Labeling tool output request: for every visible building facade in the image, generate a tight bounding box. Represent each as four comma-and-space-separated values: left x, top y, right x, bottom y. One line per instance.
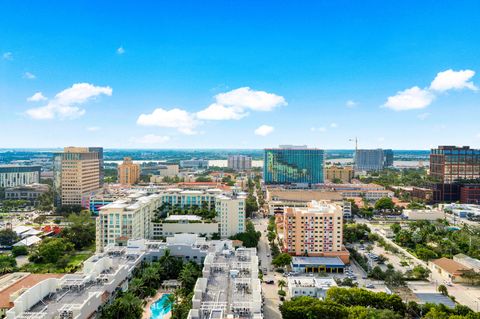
264, 146, 325, 185
5, 184, 49, 203
430, 146, 480, 203
354, 149, 392, 172
280, 200, 349, 263
216, 193, 246, 238
325, 166, 354, 183
117, 157, 140, 185
227, 155, 252, 171
0, 165, 41, 188
53, 147, 101, 207
180, 159, 209, 169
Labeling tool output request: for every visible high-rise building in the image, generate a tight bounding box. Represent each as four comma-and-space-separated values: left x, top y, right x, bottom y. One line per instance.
53, 147, 101, 207
264, 146, 325, 185
118, 157, 140, 185
430, 146, 480, 203
0, 165, 41, 187
216, 193, 246, 238
354, 149, 393, 171
227, 155, 252, 171
88, 147, 104, 186
280, 200, 349, 263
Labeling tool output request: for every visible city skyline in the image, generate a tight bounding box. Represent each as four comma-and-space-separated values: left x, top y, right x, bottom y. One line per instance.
2, 1, 480, 150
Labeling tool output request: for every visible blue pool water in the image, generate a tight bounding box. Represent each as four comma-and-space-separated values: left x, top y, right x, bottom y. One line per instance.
150, 294, 172, 319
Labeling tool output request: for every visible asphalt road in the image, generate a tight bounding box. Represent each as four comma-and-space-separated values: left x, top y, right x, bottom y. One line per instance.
253, 216, 283, 319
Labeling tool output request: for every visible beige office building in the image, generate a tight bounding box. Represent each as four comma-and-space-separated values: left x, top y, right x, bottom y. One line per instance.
216, 193, 246, 238
280, 200, 349, 263
118, 157, 140, 185
325, 166, 354, 183
56, 147, 101, 206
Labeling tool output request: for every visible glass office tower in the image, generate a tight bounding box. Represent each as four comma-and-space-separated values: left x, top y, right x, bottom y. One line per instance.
264, 147, 325, 184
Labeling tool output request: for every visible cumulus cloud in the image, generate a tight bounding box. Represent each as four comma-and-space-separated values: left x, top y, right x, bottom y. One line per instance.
23, 72, 36, 80
346, 100, 357, 108
2, 52, 12, 60
430, 69, 477, 92
27, 92, 47, 102
254, 125, 274, 136
117, 47, 125, 55
26, 83, 112, 120
384, 86, 435, 111
384, 69, 477, 111
137, 107, 199, 135
196, 103, 247, 120
132, 134, 170, 144
86, 126, 100, 132
196, 87, 286, 120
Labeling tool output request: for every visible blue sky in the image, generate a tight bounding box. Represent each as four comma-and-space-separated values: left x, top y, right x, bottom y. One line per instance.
1, 1, 480, 149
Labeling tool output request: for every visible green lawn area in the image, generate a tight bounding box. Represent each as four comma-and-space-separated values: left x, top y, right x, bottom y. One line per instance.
20, 252, 93, 274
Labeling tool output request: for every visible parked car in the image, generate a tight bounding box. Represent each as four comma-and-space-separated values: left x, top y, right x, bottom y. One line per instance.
265, 280, 275, 284
366, 284, 375, 288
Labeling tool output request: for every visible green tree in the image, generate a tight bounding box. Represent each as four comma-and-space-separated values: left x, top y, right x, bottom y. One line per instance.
0, 229, 19, 246
0, 254, 16, 274
278, 279, 286, 291
160, 249, 184, 279
34, 238, 74, 263
375, 197, 395, 212
438, 284, 448, 296
11, 245, 28, 257
229, 221, 261, 248
61, 211, 96, 250
416, 247, 438, 261
179, 262, 201, 292
390, 223, 401, 234
272, 253, 292, 268
101, 292, 144, 319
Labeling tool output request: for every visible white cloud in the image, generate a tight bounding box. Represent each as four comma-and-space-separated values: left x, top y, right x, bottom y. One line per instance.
254, 125, 274, 136
86, 126, 100, 132
197, 87, 286, 120
310, 127, 327, 132
330, 122, 338, 128
430, 69, 477, 92
26, 83, 112, 120
132, 134, 170, 144
137, 107, 199, 135
117, 47, 125, 55
196, 103, 247, 120
27, 92, 47, 102
417, 112, 431, 120
23, 72, 36, 80
383, 86, 435, 111
2, 52, 12, 60
346, 100, 357, 108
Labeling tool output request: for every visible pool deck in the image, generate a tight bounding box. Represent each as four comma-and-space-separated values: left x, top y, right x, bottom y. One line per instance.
142, 291, 172, 319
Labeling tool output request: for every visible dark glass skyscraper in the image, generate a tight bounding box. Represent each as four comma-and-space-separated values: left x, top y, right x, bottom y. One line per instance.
263, 147, 324, 185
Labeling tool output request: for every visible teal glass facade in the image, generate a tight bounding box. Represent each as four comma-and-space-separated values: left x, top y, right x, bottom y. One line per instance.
263, 148, 325, 184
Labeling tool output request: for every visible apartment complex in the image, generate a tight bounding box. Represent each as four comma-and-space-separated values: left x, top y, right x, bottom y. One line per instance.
53, 147, 102, 207
188, 247, 263, 319
430, 146, 480, 203
96, 189, 246, 251
228, 155, 252, 171
96, 193, 161, 251
180, 159, 209, 169
0, 165, 41, 188
117, 157, 140, 185
264, 146, 325, 185
354, 149, 393, 171
325, 166, 354, 183
280, 200, 349, 263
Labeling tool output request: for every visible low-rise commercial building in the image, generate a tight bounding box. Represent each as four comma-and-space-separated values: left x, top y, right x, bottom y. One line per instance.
325, 166, 354, 183
5, 183, 49, 203
287, 277, 337, 299
402, 209, 445, 220
429, 257, 472, 283
188, 247, 263, 319
291, 256, 346, 273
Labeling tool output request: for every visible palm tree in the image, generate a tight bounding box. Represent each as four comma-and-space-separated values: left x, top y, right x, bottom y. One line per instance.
438, 284, 448, 296
160, 249, 183, 279
179, 262, 200, 291
278, 279, 286, 291
116, 293, 144, 319
142, 265, 161, 289
128, 277, 148, 298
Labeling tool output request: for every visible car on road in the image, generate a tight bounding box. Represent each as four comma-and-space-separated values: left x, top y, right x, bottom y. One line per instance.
366, 284, 375, 288
265, 279, 275, 284
266, 254, 270, 257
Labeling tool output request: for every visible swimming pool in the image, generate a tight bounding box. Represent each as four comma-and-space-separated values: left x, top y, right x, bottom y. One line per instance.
150, 294, 172, 319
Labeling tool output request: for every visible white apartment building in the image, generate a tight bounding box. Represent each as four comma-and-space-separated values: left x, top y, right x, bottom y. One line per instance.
216, 193, 246, 238
228, 155, 252, 171
152, 215, 219, 238
287, 277, 337, 299
96, 192, 162, 252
